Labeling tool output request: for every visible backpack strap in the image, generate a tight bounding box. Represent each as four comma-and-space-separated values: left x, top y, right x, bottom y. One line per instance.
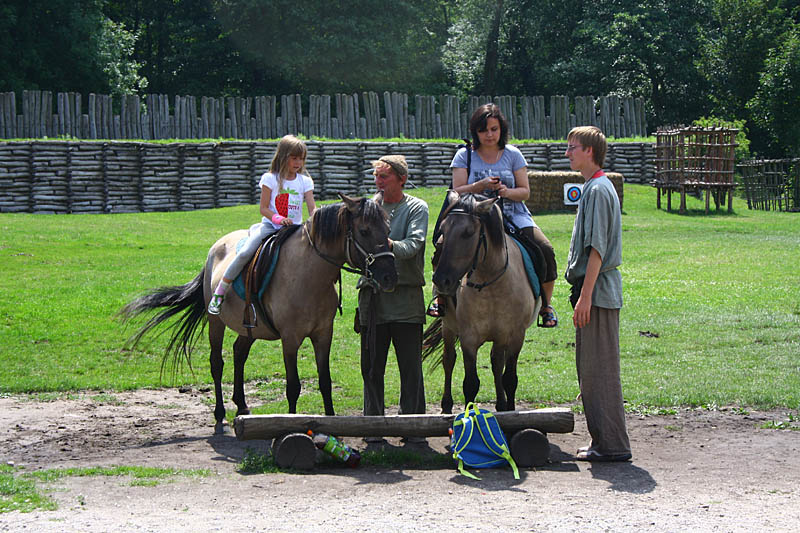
474, 410, 520, 479
453, 402, 482, 480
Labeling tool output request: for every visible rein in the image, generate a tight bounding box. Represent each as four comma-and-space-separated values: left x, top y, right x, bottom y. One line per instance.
445, 208, 509, 291
302, 219, 395, 312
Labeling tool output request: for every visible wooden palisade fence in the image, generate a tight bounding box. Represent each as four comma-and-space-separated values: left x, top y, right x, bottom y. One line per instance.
0, 140, 654, 214
0, 90, 647, 142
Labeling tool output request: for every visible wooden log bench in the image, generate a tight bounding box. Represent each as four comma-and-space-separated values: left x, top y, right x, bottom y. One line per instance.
234, 407, 573, 470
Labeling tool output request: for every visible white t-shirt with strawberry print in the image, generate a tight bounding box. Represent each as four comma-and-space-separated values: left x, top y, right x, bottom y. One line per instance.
259, 171, 314, 230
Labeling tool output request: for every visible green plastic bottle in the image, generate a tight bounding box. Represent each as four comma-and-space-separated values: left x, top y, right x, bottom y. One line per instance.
307, 430, 361, 467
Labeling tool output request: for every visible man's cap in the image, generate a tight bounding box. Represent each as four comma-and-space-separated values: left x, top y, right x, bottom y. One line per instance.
372, 155, 408, 178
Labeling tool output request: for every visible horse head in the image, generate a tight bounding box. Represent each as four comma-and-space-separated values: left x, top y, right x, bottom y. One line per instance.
432, 191, 503, 296
338, 193, 398, 292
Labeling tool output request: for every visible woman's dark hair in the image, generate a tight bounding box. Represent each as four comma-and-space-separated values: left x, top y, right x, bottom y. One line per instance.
469, 103, 509, 149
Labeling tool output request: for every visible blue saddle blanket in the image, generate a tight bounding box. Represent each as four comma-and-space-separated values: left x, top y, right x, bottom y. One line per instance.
232, 236, 281, 301
511, 238, 540, 299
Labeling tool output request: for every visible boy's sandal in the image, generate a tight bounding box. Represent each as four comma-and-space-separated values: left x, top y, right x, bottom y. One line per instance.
575, 449, 632, 462
537, 305, 558, 328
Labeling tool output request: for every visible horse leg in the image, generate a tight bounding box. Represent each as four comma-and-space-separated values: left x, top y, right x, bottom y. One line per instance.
440, 326, 458, 414
502, 354, 520, 412
461, 344, 480, 407
498, 337, 524, 412
281, 339, 302, 414
208, 317, 227, 434
232, 335, 255, 417
490, 344, 509, 411
311, 331, 335, 416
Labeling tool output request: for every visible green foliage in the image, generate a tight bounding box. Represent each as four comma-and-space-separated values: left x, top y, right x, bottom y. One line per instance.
692, 116, 751, 161
239, 448, 282, 474
747, 26, 800, 156
97, 19, 148, 99
698, 0, 790, 118
0, 0, 108, 94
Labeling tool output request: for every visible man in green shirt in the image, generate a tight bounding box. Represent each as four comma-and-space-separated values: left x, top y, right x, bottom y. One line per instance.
358, 155, 429, 439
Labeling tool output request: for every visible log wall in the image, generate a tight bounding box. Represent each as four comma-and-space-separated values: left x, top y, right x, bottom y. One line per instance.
0, 140, 655, 214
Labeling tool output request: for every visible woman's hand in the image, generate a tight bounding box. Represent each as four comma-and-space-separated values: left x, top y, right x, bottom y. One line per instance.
480, 176, 502, 192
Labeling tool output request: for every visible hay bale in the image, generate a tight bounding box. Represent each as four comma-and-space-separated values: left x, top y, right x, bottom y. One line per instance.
526, 171, 624, 213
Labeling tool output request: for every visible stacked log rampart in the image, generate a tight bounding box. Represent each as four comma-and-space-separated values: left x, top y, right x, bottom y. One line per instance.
0, 140, 654, 214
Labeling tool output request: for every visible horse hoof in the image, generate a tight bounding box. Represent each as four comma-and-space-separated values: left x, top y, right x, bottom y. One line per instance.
214, 421, 230, 435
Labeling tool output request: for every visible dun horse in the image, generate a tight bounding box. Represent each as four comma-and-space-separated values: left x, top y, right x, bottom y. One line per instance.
121, 194, 397, 433
426, 191, 542, 413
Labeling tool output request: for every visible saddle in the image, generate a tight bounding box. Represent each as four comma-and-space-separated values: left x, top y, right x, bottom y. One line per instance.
234, 225, 301, 332
503, 221, 546, 301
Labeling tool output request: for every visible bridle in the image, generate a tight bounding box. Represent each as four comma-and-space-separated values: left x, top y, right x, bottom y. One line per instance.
442, 207, 509, 291
303, 214, 395, 282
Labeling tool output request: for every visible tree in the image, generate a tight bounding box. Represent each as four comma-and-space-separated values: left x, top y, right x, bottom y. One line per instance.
213, 0, 452, 95
0, 0, 108, 94
97, 19, 148, 99
748, 26, 800, 156
698, 0, 791, 120
580, 1, 713, 126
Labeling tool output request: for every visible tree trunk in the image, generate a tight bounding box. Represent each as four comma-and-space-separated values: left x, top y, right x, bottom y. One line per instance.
481, 0, 505, 96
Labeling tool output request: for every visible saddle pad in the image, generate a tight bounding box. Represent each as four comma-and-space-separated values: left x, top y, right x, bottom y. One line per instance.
511, 238, 540, 299
232, 237, 281, 301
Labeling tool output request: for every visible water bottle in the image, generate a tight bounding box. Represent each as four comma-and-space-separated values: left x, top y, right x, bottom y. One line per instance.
307, 430, 361, 468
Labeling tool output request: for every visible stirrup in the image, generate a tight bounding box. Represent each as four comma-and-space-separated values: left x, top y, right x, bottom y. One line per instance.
208, 294, 224, 315
243, 302, 258, 328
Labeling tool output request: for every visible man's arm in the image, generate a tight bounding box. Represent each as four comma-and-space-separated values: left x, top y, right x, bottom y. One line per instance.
389, 203, 428, 259
573, 247, 602, 328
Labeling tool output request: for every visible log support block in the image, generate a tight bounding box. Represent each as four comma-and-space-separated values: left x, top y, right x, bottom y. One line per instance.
271, 432, 316, 470
509, 428, 550, 467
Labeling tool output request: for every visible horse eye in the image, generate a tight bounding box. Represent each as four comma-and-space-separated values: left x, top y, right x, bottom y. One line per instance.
359, 227, 370, 237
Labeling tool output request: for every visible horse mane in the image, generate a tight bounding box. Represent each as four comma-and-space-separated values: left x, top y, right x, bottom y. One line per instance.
308, 197, 388, 243
455, 193, 505, 248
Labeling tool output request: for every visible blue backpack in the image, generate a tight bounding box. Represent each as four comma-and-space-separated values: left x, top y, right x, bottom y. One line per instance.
450, 403, 519, 479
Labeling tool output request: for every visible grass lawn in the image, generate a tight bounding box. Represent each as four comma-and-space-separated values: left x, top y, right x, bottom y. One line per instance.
1, 183, 798, 414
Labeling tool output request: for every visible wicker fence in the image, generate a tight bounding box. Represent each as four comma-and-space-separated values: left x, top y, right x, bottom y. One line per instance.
0, 91, 647, 142
738, 159, 800, 212
0, 140, 654, 214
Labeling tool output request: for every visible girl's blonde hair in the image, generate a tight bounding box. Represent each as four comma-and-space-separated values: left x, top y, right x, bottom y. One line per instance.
269, 135, 309, 192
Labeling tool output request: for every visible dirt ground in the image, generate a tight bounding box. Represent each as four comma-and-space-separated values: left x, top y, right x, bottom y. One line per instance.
1, 388, 798, 533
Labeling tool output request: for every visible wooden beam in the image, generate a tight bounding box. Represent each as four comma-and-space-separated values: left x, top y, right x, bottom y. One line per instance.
234, 407, 574, 440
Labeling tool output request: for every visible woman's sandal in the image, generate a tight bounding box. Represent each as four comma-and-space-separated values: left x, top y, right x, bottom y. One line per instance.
537, 305, 558, 328
427, 300, 444, 318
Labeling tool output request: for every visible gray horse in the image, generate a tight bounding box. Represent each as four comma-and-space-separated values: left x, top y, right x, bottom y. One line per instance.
426, 191, 541, 413
121, 194, 397, 433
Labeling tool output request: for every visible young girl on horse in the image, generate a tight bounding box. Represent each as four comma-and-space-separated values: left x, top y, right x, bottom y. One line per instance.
208, 135, 316, 315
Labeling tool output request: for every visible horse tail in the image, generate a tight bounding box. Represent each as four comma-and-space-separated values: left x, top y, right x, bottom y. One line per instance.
119, 269, 207, 379
421, 317, 451, 370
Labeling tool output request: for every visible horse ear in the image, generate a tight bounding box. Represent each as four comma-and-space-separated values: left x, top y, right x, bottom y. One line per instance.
446, 189, 459, 206
474, 196, 498, 215
339, 193, 360, 214
372, 190, 385, 205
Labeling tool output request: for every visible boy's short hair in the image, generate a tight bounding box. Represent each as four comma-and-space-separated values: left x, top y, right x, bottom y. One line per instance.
567, 126, 607, 167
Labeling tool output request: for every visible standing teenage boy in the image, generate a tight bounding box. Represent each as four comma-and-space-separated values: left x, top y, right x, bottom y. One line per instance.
564, 126, 632, 462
